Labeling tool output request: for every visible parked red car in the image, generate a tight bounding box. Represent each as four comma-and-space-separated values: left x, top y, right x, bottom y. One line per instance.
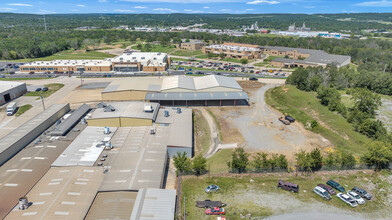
205, 207, 225, 215
318, 183, 336, 195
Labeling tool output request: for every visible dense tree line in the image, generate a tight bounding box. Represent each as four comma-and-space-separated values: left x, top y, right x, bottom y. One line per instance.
1, 13, 391, 32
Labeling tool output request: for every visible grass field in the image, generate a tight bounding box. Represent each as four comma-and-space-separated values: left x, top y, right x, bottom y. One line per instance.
15, 104, 32, 117
193, 110, 211, 157
1, 50, 116, 62
195, 54, 208, 59
171, 49, 204, 57
265, 85, 371, 156
131, 44, 176, 53
221, 58, 242, 63
182, 171, 391, 219
26, 83, 64, 98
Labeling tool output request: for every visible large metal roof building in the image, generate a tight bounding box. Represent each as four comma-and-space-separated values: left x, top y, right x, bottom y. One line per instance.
0, 81, 27, 105
101, 75, 248, 106
5, 167, 105, 220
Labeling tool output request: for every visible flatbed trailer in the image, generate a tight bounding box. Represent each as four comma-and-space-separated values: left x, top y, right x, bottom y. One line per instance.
196, 200, 225, 208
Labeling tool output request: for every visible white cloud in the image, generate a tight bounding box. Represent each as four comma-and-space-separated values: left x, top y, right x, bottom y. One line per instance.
77, 4, 85, 7
203, 6, 210, 9
184, 9, 204, 13
247, 0, 280, 5
153, 8, 177, 12
245, 8, 256, 10
134, 6, 147, 9
355, 0, 392, 6
304, 6, 315, 8
219, 9, 231, 12
114, 9, 134, 12
98, 0, 108, 2
8, 3, 32, 6
0, 7, 17, 11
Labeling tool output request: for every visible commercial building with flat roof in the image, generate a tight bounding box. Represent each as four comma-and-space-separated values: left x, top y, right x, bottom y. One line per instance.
130, 188, 176, 220
0, 124, 85, 219
51, 126, 117, 167
101, 75, 249, 106
19, 52, 170, 73
180, 41, 205, 51
202, 42, 263, 60
0, 81, 27, 105
85, 191, 138, 220
0, 104, 70, 166
263, 46, 351, 68
86, 102, 160, 127
5, 167, 105, 220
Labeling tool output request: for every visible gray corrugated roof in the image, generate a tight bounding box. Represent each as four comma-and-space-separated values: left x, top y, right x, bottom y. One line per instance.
130, 188, 176, 220
89, 102, 160, 121
264, 46, 350, 65
145, 91, 249, 101
50, 104, 90, 136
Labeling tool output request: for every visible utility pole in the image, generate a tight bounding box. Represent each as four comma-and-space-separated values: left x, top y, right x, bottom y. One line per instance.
80, 70, 83, 85
43, 14, 47, 32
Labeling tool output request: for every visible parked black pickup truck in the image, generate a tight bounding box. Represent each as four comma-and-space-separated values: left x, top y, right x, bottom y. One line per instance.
196, 200, 225, 208
285, 115, 295, 123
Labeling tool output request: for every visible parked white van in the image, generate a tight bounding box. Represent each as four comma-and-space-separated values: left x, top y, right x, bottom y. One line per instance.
313, 186, 331, 200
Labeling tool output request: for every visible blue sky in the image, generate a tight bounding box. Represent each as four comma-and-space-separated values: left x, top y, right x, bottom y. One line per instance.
1, 0, 392, 14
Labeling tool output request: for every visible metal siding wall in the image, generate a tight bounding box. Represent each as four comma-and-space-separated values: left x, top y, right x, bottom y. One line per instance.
87, 118, 121, 127
0, 104, 70, 166
167, 147, 192, 158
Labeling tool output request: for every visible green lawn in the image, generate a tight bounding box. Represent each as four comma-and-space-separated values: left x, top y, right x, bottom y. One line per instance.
182, 171, 391, 219
265, 85, 371, 156
206, 149, 232, 174
195, 54, 208, 59
26, 83, 64, 98
15, 104, 32, 117
221, 58, 242, 63
171, 49, 204, 57
131, 44, 176, 53
1, 50, 116, 62
170, 57, 195, 62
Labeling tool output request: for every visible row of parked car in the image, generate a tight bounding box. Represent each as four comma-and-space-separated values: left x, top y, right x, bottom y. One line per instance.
313, 180, 372, 207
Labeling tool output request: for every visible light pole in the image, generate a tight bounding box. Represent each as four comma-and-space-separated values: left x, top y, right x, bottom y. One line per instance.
80, 70, 84, 86
40, 90, 45, 110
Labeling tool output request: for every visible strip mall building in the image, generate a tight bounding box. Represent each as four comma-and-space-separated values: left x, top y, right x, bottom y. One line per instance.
20, 52, 170, 73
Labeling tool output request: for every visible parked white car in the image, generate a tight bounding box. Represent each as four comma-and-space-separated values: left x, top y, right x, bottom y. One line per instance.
347, 191, 365, 204
337, 193, 357, 207
313, 186, 331, 200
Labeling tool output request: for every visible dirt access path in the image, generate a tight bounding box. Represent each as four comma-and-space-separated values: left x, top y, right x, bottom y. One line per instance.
208, 81, 332, 160
200, 108, 220, 158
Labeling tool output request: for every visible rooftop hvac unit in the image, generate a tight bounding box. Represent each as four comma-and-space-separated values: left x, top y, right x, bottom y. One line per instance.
150, 128, 156, 135
104, 127, 110, 134
177, 108, 182, 114
104, 105, 115, 112
164, 110, 170, 117
144, 105, 154, 112
97, 102, 107, 108
18, 197, 29, 210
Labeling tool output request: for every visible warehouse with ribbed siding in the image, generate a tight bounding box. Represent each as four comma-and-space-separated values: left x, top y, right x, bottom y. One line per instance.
101, 75, 249, 106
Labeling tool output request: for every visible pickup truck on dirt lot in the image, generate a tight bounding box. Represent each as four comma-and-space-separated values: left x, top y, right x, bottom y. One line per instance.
196, 200, 225, 208
279, 117, 290, 125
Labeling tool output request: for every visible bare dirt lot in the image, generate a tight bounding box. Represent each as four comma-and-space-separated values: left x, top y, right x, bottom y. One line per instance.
207, 81, 332, 160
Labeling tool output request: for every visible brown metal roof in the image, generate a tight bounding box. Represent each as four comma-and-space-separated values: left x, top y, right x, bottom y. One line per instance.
5, 166, 104, 220
0, 125, 85, 219
85, 191, 138, 220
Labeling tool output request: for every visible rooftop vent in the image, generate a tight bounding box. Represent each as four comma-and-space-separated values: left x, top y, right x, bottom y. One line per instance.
177, 108, 182, 114
104, 105, 115, 112
18, 197, 29, 210
97, 102, 107, 108
144, 105, 154, 112
164, 110, 170, 117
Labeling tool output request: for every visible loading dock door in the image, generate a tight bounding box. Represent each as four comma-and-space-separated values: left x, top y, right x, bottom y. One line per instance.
3, 93, 10, 102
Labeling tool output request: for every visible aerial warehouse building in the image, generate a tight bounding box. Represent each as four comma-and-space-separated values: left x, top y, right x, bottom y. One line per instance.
0, 81, 27, 105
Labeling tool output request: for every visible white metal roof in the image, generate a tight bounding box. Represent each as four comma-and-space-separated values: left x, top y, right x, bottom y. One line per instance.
51, 126, 117, 167
161, 75, 195, 91
23, 60, 112, 67
130, 188, 176, 220
194, 75, 242, 90
108, 52, 167, 67
0, 81, 25, 93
